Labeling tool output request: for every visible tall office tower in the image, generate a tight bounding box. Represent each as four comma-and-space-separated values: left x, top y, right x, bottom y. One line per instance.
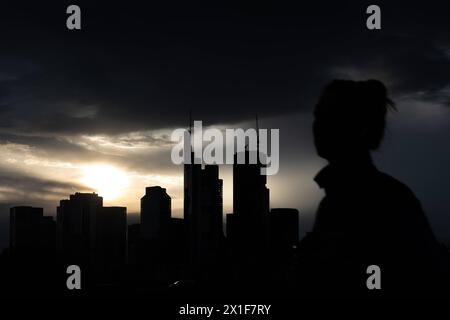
199, 165, 224, 262
56, 192, 103, 264
228, 122, 270, 285
93, 206, 127, 283
233, 149, 270, 224
140, 186, 171, 240
232, 148, 270, 252
9, 207, 56, 292
232, 118, 270, 242
137, 186, 172, 282
57, 192, 128, 284
184, 150, 202, 266
10, 206, 56, 254
184, 161, 224, 265
184, 134, 224, 272
231, 149, 270, 265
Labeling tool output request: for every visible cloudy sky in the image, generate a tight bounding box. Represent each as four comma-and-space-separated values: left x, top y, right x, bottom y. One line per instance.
1, 1, 450, 249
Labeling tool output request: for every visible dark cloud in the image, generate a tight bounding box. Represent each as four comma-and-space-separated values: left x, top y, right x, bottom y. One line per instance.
0, 168, 88, 202
0, 1, 449, 136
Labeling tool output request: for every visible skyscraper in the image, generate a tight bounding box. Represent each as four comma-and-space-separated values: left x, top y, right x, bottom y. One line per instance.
184, 148, 202, 261
10, 206, 55, 254
56, 192, 103, 264
56, 192, 128, 285
184, 162, 224, 267
199, 165, 224, 262
140, 186, 171, 240
93, 206, 127, 283
230, 149, 270, 274
8, 206, 56, 294
183, 117, 224, 274
227, 120, 271, 286
233, 149, 270, 226
231, 121, 270, 247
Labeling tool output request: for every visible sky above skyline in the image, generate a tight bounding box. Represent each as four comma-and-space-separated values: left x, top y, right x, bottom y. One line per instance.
1, 1, 450, 249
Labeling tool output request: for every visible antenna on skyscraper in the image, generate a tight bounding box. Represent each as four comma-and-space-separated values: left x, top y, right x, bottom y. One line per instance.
188, 108, 192, 134
256, 114, 260, 163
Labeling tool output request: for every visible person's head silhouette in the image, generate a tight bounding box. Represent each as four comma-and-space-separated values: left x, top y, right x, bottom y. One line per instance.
313, 79, 395, 163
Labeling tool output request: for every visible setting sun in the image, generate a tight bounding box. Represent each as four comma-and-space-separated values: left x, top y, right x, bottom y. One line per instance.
81, 165, 129, 201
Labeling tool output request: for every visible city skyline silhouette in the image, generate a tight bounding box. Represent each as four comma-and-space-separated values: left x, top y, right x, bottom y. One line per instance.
1, 2, 450, 301
2, 79, 450, 299
2, 127, 303, 297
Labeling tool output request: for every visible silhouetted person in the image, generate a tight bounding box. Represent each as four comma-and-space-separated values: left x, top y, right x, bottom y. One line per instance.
298, 79, 450, 298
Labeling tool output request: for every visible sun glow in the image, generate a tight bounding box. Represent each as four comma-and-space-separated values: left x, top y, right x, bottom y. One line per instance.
81, 165, 129, 201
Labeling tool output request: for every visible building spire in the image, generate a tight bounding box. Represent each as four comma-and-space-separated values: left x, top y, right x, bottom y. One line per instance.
256, 114, 260, 163
188, 108, 192, 134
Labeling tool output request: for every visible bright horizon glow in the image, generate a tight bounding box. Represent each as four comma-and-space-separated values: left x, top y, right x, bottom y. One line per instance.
81, 164, 129, 201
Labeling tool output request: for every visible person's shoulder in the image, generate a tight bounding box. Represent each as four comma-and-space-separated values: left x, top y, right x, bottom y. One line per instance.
375, 171, 420, 203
